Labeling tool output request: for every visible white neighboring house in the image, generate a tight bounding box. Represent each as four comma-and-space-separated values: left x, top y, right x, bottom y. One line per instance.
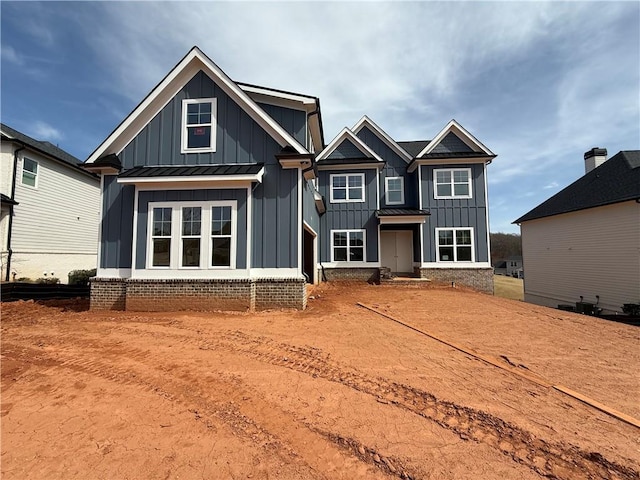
1, 123, 100, 283
514, 148, 640, 314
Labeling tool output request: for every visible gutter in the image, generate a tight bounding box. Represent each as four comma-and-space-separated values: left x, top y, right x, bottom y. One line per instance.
6, 146, 25, 281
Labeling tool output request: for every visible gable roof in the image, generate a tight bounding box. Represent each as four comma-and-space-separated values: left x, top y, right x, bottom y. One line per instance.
514, 150, 640, 223
316, 127, 384, 163
416, 119, 494, 158
0, 123, 96, 178
86, 46, 308, 164
351, 116, 412, 162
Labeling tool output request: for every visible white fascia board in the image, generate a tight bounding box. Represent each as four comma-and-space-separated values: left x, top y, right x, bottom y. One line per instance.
352, 116, 412, 162
238, 84, 317, 107
316, 127, 384, 162
407, 156, 489, 173
87, 48, 308, 164
378, 215, 427, 225
417, 119, 495, 158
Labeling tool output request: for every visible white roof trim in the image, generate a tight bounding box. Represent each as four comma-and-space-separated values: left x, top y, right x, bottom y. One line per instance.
238, 83, 317, 107
416, 119, 494, 158
87, 47, 308, 163
351, 116, 412, 162
316, 127, 384, 163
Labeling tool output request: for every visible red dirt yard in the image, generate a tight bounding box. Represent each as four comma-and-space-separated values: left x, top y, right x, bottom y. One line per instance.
1, 283, 639, 479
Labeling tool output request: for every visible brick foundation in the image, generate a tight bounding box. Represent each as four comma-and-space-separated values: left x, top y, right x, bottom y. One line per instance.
90, 278, 307, 312
414, 267, 494, 294
321, 268, 379, 283
90, 278, 126, 310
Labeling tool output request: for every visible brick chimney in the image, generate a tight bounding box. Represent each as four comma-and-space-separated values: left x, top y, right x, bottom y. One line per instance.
584, 147, 607, 174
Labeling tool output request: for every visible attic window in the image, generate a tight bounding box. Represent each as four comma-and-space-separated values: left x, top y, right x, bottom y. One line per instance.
181, 98, 217, 153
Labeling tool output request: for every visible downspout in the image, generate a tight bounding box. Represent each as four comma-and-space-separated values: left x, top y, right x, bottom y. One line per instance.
6, 146, 25, 281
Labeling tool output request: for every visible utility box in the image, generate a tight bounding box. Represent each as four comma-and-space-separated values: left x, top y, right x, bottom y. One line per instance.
576, 301, 595, 315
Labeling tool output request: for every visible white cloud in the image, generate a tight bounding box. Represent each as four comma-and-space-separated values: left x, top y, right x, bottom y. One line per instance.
1, 45, 23, 65
30, 121, 63, 142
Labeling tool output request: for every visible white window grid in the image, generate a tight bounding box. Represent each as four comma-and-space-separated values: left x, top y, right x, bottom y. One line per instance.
435, 227, 475, 262
433, 168, 472, 199
181, 98, 217, 154
147, 200, 236, 270
329, 173, 366, 203
385, 176, 404, 205
22, 157, 38, 188
331, 229, 367, 263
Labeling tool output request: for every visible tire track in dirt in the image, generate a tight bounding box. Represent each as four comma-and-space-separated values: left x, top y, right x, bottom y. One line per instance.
132, 324, 636, 480
1, 340, 389, 480
13, 320, 636, 480
210, 331, 638, 480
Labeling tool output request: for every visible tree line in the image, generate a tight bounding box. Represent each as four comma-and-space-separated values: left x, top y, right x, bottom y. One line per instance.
490, 233, 521, 265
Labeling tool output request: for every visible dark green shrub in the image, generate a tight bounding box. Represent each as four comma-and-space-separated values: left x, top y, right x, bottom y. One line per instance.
15, 277, 33, 282
37, 277, 60, 284
68, 269, 97, 285
622, 303, 640, 316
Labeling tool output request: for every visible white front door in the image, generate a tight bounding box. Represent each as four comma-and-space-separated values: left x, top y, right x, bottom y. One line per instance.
380, 230, 413, 274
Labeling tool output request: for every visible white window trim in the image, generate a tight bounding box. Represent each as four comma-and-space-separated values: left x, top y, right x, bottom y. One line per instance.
433, 168, 472, 199
435, 227, 475, 263
21, 157, 39, 188
181, 98, 217, 154
150, 206, 173, 268
330, 229, 367, 263
329, 173, 366, 203
146, 200, 237, 270
179, 206, 203, 269
385, 176, 404, 205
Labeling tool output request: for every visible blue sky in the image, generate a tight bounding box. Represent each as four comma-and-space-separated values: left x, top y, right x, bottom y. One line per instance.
1, 1, 638, 233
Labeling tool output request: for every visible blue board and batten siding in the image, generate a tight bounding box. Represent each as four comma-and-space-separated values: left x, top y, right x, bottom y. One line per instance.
99, 69, 301, 271
318, 169, 378, 262
420, 163, 489, 263
257, 103, 307, 147
136, 189, 248, 270
356, 126, 418, 209
101, 176, 135, 269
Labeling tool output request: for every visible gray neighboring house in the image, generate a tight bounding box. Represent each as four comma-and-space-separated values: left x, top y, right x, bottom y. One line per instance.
85, 46, 496, 312
514, 148, 640, 314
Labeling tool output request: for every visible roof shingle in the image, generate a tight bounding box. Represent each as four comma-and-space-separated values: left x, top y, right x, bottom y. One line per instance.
514, 150, 640, 223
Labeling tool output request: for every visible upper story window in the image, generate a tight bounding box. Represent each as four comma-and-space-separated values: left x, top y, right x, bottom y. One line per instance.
148, 201, 236, 270
385, 176, 404, 205
434, 168, 472, 199
436, 227, 474, 262
181, 98, 217, 153
330, 173, 365, 203
22, 158, 38, 187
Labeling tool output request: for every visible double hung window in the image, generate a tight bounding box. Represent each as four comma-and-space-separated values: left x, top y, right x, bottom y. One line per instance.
330, 173, 365, 203
22, 158, 38, 187
385, 176, 404, 205
148, 201, 236, 269
436, 228, 473, 262
332, 230, 365, 262
181, 98, 217, 153
434, 168, 472, 199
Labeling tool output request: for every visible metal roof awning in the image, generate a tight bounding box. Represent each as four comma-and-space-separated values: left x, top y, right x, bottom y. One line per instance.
117, 163, 265, 185
376, 208, 430, 224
